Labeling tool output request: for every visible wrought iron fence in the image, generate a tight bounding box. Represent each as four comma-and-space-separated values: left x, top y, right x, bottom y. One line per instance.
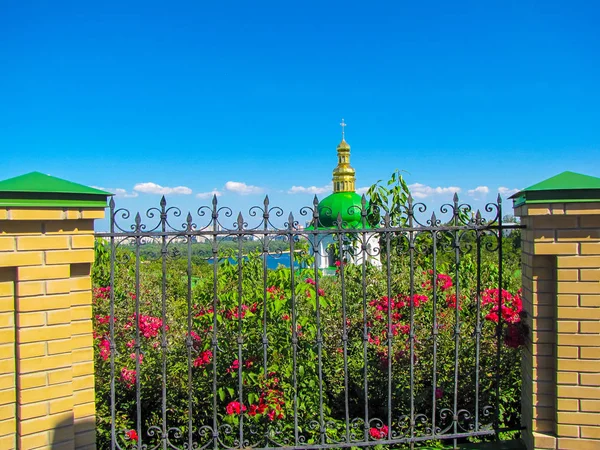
94, 194, 525, 450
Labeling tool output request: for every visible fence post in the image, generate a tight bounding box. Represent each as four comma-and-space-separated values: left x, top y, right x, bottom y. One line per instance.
513, 171, 600, 449
0, 172, 110, 450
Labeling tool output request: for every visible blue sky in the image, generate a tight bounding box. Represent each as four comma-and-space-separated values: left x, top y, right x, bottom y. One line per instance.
2, 1, 599, 229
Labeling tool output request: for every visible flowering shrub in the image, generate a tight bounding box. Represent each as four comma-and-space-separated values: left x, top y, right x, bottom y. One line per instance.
93, 232, 525, 448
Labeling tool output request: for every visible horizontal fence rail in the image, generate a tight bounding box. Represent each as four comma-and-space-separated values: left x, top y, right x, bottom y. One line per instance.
94, 194, 525, 450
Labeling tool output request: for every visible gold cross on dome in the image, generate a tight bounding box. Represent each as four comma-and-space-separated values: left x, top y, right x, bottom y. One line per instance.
340, 118, 346, 140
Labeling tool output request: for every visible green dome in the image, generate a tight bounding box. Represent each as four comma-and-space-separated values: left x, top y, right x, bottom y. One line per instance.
317, 191, 367, 228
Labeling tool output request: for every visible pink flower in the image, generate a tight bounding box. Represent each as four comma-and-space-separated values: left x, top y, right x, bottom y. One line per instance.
98, 338, 110, 361
93, 287, 111, 301
120, 368, 136, 389
95, 314, 111, 325
130, 352, 143, 364
139, 315, 163, 338
437, 274, 453, 291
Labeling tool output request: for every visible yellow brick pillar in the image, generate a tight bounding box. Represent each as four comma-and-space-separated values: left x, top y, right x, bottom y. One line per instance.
513, 171, 600, 450
0, 172, 110, 450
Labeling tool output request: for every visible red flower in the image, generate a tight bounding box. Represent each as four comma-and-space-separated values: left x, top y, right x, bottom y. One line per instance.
226, 359, 240, 374
369, 424, 389, 440
482, 289, 522, 324
368, 334, 381, 346
225, 307, 247, 320
435, 387, 443, 399
193, 350, 213, 368
504, 322, 527, 348
445, 294, 462, 310
190, 331, 201, 342
226, 401, 246, 415
437, 274, 453, 291
396, 324, 410, 335
248, 404, 259, 416
126, 429, 138, 442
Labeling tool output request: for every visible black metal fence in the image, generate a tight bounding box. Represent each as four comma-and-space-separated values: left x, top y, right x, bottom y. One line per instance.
94, 194, 525, 450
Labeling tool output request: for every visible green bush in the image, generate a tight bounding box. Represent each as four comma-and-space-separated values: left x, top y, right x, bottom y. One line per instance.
92, 229, 524, 449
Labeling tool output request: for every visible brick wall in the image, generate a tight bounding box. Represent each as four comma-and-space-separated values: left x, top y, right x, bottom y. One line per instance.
516, 202, 600, 450
0, 208, 103, 450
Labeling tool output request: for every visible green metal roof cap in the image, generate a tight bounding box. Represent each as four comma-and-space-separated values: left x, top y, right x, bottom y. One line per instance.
0, 172, 112, 208
0, 172, 111, 195
312, 191, 370, 229
511, 171, 600, 207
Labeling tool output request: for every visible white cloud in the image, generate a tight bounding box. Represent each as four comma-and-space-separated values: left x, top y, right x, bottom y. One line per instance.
224, 181, 264, 195
133, 182, 192, 195
467, 186, 490, 197
287, 184, 332, 195
498, 186, 520, 197
356, 186, 370, 195
408, 183, 461, 199
92, 186, 139, 198
196, 189, 223, 199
